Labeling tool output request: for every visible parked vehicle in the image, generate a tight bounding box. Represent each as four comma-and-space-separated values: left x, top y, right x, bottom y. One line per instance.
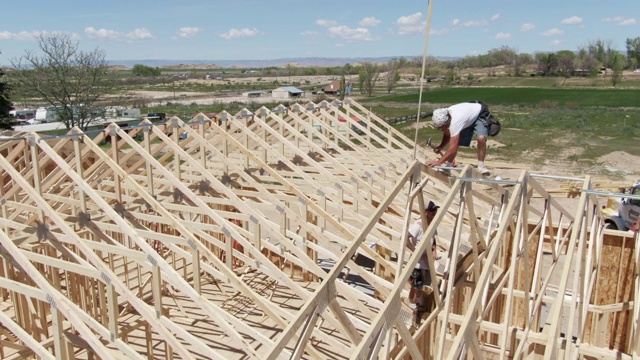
601, 182, 640, 231
147, 113, 166, 121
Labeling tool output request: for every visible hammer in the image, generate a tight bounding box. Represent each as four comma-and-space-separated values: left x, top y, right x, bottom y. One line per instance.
426, 136, 442, 154
426, 136, 456, 166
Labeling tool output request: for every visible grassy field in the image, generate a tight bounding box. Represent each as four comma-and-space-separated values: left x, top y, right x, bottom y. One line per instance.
361, 87, 640, 176
367, 87, 640, 108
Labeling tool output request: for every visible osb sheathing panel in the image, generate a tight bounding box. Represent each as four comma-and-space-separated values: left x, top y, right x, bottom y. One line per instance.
584, 232, 635, 352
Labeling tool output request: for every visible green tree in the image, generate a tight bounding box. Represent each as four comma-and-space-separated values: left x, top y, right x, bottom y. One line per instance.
303, 67, 317, 76
0, 59, 13, 130
625, 37, 640, 69
610, 51, 625, 86
132, 64, 161, 77
10, 33, 117, 130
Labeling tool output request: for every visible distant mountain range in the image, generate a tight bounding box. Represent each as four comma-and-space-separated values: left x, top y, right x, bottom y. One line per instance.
107, 56, 459, 69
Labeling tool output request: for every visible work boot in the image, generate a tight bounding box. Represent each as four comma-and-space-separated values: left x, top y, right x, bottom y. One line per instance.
478, 166, 491, 175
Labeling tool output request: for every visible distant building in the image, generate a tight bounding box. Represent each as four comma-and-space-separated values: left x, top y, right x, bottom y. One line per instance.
242, 90, 264, 98
35, 107, 59, 123
11, 109, 36, 120
105, 106, 141, 119
323, 80, 342, 95
272, 86, 305, 99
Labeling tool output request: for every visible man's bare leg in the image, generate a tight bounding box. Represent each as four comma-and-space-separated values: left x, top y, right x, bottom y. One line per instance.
477, 135, 487, 162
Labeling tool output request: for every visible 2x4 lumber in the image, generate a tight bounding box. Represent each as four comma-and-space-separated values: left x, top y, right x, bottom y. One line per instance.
26, 135, 233, 359
0, 310, 54, 360
437, 179, 470, 359
264, 161, 416, 359
0, 228, 138, 359
236, 114, 380, 218
351, 166, 472, 359
110, 127, 354, 357
565, 203, 597, 359
498, 175, 529, 360
181, 119, 403, 278
348, 100, 418, 150
441, 171, 526, 360
264, 109, 388, 205
286, 109, 398, 192
542, 176, 591, 360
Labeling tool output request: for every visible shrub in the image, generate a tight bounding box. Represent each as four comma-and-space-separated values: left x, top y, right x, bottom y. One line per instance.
539, 100, 558, 109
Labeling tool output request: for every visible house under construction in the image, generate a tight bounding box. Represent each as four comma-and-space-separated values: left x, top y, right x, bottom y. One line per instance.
0, 99, 637, 359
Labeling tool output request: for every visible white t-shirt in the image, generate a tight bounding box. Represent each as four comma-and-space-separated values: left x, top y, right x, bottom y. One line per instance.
447, 102, 482, 137
408, 220, 436, 269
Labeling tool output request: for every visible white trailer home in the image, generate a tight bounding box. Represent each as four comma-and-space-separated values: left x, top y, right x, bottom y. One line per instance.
35, 107, 59, 123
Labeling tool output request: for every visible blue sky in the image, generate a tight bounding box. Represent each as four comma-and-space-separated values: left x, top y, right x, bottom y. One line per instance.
0, 0, 638, 63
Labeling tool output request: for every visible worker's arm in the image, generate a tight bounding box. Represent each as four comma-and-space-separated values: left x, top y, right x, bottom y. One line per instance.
406, 234, 416, 252
427, 133, 460, 166
436, 131, 451, 152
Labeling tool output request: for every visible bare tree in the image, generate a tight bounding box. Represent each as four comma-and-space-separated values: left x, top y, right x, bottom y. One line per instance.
359, 62, 380, 97
384, 58, 401, 94
11, 33, 117, 130
556, 50, 576, 77
576, 46, 599, 73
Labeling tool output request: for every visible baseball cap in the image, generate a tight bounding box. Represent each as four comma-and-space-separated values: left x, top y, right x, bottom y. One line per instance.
432, 108, 449, 128
425, 201, 439, 212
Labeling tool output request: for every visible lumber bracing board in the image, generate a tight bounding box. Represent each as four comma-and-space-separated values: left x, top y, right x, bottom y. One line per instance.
0, 99, 636, 359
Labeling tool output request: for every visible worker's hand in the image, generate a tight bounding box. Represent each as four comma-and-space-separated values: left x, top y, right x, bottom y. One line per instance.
426, 160, 441, 167
433, 147, 442, 155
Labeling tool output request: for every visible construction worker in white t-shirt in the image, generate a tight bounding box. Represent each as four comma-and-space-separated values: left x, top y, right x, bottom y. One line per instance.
427, 102, 492, 175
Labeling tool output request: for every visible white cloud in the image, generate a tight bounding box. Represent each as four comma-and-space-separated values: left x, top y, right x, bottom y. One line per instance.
396, 12, 425, 35
127, 28, 154, 40
541, 28, 563, 36
300, 30, 320, 37
619, 18, 637, 25
452, 19, 460, 26
490, 13, 501, 22
327, 25, 376, 42
429, 28, 450, 36
85, 27, 121, 40
551, 40, 562, 46
463, 19, 489, 27
316, 19, 338, 27
0, 30, 77, 44
220, 28, 258, 40
359, 17, 381, 27
495, 32, 511, 39
602, 16, 637, 25
85, 27, 154, 40
561, 16, 583, 25
177, 27, 201, 38
520, 23, 535, 31
0, 30, 46, 41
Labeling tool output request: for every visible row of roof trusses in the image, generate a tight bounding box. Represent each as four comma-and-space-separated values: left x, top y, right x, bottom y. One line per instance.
0, 100, 448, 359
2, 97, 619, 359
